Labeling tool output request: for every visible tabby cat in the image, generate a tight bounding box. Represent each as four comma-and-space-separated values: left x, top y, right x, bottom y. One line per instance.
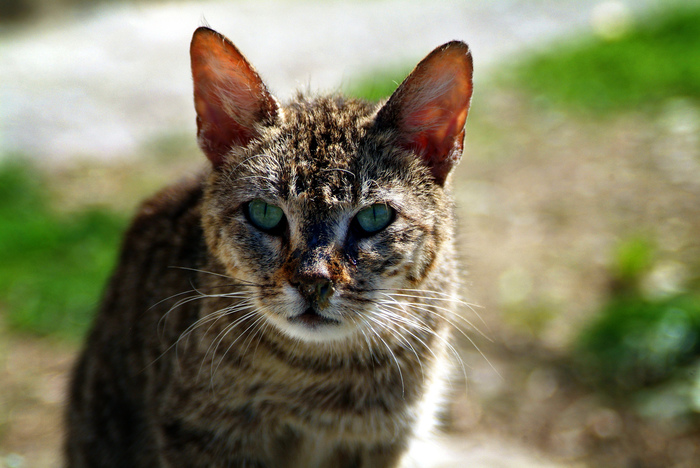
65, 26, 473, 467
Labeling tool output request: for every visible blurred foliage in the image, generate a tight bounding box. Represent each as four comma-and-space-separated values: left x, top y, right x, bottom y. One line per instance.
502, 3, 700, 114
610, 235, 656, 290
576, 292, 700, 391
0, 159, 126, 341
575, 235, 700, 417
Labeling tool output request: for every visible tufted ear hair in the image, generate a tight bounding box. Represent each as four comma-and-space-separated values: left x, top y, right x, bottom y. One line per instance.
375, 41, 473, 185
190, 27, 281, 167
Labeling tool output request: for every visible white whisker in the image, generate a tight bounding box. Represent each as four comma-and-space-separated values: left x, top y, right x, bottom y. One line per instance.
377, 292, 500, 383
199, 307, 258, 382
211, 313, 268, 385
376, 318, 427, 383
361, 314, 405, 397
374, 300, 467, 387
380, 291, 490, 339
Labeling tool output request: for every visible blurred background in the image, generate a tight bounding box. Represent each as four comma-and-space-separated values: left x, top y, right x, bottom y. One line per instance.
1, 0, 699, 466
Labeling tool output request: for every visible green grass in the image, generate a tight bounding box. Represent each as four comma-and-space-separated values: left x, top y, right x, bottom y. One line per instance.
575, 292, 700, 392
0, 160, 126, 341
574, 235, 700, 403
501, 3, 700, 114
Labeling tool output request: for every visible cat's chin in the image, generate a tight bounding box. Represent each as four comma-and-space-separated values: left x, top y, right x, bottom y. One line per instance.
288, 308, 341, 328
267, 310, 354, 343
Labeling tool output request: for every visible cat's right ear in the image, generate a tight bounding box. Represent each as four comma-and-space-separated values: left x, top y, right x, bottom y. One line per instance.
190, 27, 281, 167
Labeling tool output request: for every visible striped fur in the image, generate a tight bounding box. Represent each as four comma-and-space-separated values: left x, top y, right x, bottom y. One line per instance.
66, 28, 473, 468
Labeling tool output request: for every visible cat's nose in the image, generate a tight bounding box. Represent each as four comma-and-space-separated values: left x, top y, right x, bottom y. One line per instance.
293, 279, 335, 309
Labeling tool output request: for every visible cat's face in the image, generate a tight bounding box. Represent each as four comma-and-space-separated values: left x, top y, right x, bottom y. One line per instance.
203, 97, 451, 342
193, 28, 472, 344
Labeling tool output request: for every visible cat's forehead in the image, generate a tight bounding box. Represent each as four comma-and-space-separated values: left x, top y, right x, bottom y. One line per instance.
260, 95, 380, 206
279, 95, 376, 160
222, 94, 425, 213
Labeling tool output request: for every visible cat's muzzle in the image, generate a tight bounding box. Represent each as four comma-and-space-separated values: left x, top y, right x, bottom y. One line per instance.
289, 279, 341, 328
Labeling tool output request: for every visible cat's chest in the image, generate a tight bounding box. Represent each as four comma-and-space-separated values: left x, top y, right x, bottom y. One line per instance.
242, 424, 406, 468
265, 429, 356, 468
155, 334, 419, 454
156, 376, 412, 467
161, 346, 414, 430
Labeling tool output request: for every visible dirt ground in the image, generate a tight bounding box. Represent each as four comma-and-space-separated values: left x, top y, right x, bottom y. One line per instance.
0, 328, 73, 468
2, 89, 700, 467
447, 89, 700, 467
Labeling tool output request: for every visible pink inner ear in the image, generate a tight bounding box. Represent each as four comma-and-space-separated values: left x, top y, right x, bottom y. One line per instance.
194, 89, 257, 167
383, 42, 473, 185
191, 27, 279, 167
402, 103, 469, 182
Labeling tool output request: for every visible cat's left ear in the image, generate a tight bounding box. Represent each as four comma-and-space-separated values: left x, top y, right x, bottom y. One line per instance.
375, 41, 473, 185
191, 27, 281, 167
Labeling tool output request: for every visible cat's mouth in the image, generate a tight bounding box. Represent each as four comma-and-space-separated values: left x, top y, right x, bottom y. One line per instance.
288, 308, 341, 328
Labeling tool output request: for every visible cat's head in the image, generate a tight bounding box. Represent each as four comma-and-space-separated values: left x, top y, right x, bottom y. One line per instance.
191, 27, 472, 344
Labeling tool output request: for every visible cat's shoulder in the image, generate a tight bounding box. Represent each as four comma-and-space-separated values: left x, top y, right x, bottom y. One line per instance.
135, 172, 205, 222
122, 171, 207, 251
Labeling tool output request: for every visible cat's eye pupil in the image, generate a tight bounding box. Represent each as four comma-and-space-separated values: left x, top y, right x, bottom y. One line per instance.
355, 203, 393, 235
247, 199, 284, 232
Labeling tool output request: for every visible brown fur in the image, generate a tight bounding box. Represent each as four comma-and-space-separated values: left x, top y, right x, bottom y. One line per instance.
65, 27, 473, 467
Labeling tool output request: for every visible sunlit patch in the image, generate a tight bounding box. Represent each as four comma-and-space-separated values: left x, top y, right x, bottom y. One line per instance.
591, 1, 633, 41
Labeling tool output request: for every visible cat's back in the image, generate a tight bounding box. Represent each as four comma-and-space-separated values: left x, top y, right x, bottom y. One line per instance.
108, 173, 205, 295
87, 172, 212, 357
66, 173, 210, 466
123, 173, 206, 261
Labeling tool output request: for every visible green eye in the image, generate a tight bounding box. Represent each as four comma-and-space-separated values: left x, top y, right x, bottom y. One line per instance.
355, 203, 394, 235
247, 199, 284, 232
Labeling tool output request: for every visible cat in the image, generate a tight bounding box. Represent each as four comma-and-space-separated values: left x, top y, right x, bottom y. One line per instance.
65, 26, 473, 468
